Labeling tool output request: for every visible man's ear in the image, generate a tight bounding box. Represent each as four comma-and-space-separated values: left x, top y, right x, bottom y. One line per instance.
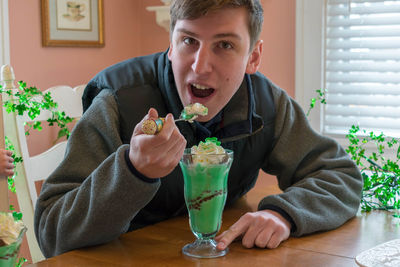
168, 43, 173, 60
245, 40, 263, 74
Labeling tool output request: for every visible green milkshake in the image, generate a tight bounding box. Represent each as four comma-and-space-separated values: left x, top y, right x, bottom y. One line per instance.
180, 137, 233, 258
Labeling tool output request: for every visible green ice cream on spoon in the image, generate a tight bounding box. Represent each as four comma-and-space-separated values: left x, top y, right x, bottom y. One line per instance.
176, 103, 209, 123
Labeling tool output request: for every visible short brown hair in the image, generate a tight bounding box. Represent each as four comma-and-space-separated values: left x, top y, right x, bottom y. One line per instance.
170, 0, 264, 50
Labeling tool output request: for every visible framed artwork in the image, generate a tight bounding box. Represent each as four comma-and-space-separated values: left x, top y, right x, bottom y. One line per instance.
41, 0, 104, 47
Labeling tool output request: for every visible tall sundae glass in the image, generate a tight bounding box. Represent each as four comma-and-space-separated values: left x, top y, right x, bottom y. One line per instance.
180, 138, 233, 258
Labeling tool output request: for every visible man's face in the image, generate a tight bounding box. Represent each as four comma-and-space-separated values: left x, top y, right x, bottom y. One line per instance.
168, 7, 262, 122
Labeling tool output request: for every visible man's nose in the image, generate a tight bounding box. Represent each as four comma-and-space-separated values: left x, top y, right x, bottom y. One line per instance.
192, 46, 212, 74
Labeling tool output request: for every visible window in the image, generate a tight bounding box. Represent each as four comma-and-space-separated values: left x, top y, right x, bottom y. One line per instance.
296, 0, 400, 142
324, 0, 400, 138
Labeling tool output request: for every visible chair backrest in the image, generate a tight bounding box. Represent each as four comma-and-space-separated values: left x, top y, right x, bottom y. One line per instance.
1, 64, 85, 263
17, 84, 85, 206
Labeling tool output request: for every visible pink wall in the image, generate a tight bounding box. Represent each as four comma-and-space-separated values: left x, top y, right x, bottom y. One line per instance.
9, 0, 167, 90
8, 0, 294, 263
260, 0, 295, 96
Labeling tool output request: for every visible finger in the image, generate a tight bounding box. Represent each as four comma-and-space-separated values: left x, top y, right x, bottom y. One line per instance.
148, 107, 159, 119
169, 135, 187, 164
214, 231, 225, 242
159, 126, 185, 155
151, 131, 184, 170
5, 150, 13, 157
215, 231, 242, 242
266, 222, 290, 249
152, 128, 185, 169
5, 162, 14, 170
266, 231, 283, 249
216, 219, 249, 250
254, 228, 274, 249
242, 222, 264, 248
157, 137, 186, 174
151, 114, 176, 148
4, 169, 14, 177
214, 231, 228, 250
133, 108, 159, 135
132, 114, 179, 157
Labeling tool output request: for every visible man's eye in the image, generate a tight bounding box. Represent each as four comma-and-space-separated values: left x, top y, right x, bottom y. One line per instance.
219, 41, 233, 49
183, 37, 196, 45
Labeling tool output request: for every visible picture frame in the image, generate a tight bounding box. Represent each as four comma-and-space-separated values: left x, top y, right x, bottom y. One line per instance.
41, 0, 104, 47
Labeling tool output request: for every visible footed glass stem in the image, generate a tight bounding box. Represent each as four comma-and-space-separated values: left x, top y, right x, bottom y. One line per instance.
182, 239, 228, 258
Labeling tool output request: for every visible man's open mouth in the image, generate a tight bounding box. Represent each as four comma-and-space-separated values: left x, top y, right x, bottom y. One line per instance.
191, 83, 215, 98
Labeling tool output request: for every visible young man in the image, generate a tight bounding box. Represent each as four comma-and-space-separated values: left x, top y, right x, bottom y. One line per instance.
0, 149, 14, 177
34, 0, 362, 257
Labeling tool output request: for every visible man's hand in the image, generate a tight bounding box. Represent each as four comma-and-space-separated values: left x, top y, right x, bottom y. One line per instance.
0, 149, 14, 177
215, 209, 291, 250
129, 108, 187, 178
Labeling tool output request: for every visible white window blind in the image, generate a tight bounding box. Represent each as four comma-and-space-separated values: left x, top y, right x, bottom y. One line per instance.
324, 0, 400, 138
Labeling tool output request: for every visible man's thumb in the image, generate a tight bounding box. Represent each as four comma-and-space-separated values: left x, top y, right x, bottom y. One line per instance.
148, 107, 159, 119
133, 108, 160, 135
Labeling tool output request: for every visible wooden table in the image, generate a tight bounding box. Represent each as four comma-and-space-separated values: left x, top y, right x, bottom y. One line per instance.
28, 180, 400, 267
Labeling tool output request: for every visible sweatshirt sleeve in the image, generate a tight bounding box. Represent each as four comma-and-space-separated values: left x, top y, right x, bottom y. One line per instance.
259, 85, 363, 237
34, 90, 160, 257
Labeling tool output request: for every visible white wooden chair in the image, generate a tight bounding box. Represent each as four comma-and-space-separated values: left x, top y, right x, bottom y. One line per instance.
1, 64, 85, 263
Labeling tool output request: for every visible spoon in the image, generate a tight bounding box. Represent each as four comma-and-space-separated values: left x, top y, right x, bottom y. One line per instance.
174, 111, 198, 123
142, 103, 207, 135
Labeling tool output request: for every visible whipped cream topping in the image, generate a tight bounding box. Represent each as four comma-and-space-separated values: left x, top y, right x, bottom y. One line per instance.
0, 212, 24, 246
191, 137, 226, 164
